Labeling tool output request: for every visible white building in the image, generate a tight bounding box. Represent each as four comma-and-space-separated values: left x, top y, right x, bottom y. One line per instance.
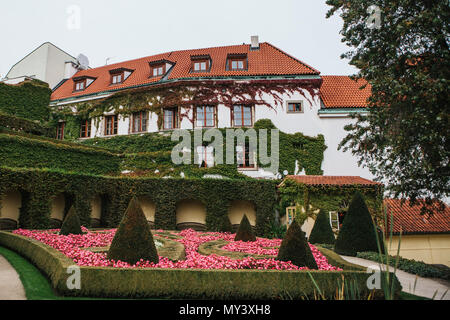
49, 37, 373, 179
2, 42, 83, 90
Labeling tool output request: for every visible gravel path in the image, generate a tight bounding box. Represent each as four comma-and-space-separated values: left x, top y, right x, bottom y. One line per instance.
0, 254, 26, 300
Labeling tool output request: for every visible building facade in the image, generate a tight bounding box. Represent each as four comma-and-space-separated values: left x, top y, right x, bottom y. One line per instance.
49, 37, 373, 179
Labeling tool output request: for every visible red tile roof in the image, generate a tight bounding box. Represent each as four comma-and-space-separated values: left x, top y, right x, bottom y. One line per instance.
320, 75, 372, 108
51, 42, 320, 101
285, 175, 381, 186
384, 199, 450, 235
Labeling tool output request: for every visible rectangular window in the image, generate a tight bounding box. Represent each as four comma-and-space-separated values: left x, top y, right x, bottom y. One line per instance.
132, 111, 148, 133
232, 105, 253, 127
287, 102, 303, 113
104, 115, 118, 136
152, 65, 165, 77
236, 141, 256, 169
193, 61, 208, 72
80, 119, 91, 138
111, 73, 123, 84
163, 107, 179, 130
329, 211, 340, 230
56, 122, 65, 140
195, 106, 215, 128
74, 80, 85, 92
196, 145, 214, 168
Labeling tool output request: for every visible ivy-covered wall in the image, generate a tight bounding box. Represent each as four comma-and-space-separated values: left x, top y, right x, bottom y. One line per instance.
278, 178, 384, 224
0, 112, 52, 137
0, 167, 278, 235
0, 80, 52, 122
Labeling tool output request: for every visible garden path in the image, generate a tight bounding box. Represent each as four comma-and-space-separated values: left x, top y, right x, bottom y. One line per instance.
0, 254, 26, 300
341, 255, 450, 300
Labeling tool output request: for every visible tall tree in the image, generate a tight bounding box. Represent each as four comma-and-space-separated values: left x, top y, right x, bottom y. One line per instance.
326, 0, 449, 214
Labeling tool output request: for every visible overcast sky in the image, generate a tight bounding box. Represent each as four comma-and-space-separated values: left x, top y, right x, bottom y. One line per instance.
0, 0, 358, 78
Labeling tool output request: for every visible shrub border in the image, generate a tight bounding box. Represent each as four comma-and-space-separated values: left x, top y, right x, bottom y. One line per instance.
0, 231, 401, 299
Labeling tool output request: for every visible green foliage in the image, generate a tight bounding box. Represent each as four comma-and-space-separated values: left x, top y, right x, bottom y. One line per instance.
0, 112, 52, 137
278, 178, 384, 226
264, 219, 287, 239
357, 251, 450, 281
0, 133, 121, 175
59, 206, 83, 235
327, 0, 450, 211
277, 219, 318, 269
0, 230, 402, 299
0, 167, 277, 235
309, 209, 336, 245
334, 192, 379, 256
0, 80, 52, 121
107, 197, 159, 265
234, 214, 256, 242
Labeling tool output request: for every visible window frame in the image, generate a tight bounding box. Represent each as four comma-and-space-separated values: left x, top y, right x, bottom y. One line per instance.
131, 111, 148, 133
195, 105, 216, 128
232, 105, 253, 127
286, 101, 304, 114
227, 54, 248, 71
110, 72, 124, 85
56, 122, 65, 140
162, 107, 179, 130
151, 64, 166, 78
236, 140, 257, 170
104, 115, 118, 136
80, 119, 91, 138
73, 79, 86, 92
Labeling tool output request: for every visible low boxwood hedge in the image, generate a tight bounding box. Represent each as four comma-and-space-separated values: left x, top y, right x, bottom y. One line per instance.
0, 231, 402, 299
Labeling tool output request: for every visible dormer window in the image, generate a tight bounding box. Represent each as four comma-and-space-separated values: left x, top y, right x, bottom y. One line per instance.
227, 54, 247, 71
152, 65, 165, 77
190, 55, 211, 73
73, 76, 96, 92
109, 68, 133, 85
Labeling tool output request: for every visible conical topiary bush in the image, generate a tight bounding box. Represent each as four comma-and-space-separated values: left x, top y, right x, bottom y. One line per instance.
276, 219, 318, 269
334, 191, 379, 256
107, 196, 159, 265
60, 206, 83, 235
309, 209, 336, 245
234, 214, 256, 242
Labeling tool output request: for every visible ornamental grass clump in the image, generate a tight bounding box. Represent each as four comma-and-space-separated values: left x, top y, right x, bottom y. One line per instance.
276, 219, 318, 269
334, 191, 379, 257
234, 214, 256, 242
107, 196, 159, 265
309, 209, 336, 245
59, 206, 83, 235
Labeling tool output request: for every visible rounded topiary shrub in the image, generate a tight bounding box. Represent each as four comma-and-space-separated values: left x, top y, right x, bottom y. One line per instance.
234, 214, 256, 242
276, 219, 318, 269
334, 191, 379, 257
60, 206, 83, 235
107, 197, 159, 265
309, 209, 336, 245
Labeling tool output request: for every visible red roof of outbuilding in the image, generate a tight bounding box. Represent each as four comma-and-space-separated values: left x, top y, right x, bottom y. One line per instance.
320, 75, 372, 108
285, 175, 381, 186
51, 42, 320, 101
384, 199, 450, 235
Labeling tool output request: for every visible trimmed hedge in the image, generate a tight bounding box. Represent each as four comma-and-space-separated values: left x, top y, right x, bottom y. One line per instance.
0, 231, 402, 299
0, 80, 52, 122
0, 167, 278, 235
0, 133, 121, 175
234, 214, 256, 242
0, 112, 52, 136
334, 192, 379, 256
309, 209, 336, 245
357, 251, 450, 281
59, 206, 82, 235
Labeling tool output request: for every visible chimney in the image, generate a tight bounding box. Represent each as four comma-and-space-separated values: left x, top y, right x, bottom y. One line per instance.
64, 61, 79, 79
251, 35, 260, 50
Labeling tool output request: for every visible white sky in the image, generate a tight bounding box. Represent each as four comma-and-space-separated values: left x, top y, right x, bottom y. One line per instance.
0, 0, 358, 78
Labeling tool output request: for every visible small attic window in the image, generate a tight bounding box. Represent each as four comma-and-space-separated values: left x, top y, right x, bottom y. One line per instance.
149, 60, 172, 78
227, 54, 247, 71
73, 76, 96, 92
109, 68, 133, 85
190, 55, 211, 73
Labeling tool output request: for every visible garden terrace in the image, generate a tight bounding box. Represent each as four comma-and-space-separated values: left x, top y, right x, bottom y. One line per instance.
0, 167, 277, 235
0, 229, 401, 299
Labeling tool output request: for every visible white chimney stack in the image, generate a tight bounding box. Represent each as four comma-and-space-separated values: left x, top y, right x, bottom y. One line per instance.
64, 61, 79, 79
251, 35, 260, 50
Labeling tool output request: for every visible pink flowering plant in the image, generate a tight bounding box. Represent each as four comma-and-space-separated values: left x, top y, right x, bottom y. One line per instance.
13, 228, 341, 271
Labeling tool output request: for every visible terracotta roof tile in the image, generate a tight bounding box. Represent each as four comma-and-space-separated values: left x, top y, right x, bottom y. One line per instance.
320, 75, 372, 108
384, 199, 450, 235
285, 175, 380, 186
51, 42, 319, 101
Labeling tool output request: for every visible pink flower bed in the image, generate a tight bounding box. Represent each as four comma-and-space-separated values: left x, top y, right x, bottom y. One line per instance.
13, 228, 341, 271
